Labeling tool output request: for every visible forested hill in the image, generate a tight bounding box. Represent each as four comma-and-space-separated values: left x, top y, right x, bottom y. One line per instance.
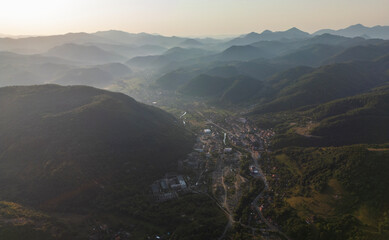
263, 85, 389, 149
0, 84, 193, 210
252, 55, 389, 114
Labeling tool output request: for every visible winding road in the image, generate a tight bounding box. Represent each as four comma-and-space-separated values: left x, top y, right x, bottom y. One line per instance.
250, 151, 291, 240
191, 110, 290, 239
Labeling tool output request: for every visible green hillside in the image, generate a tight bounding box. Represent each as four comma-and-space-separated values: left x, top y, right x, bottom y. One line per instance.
46, 43, 126, 64
217, 45, 270, 61
153, 60, 288, 92
266, 66, 315, 92
250, 56, 389, 240
0, 85, 193, 209
253, 57, 389, 114
324, 42, 389, 64
53, 67, 114, 87
220, 75, 264, 103
261, 145, 389, 239
179, 74, 264, 104
153, 68, 202, 90
0, 85, 229, 239
260, 85, 389, 149
274, 44, 344, 66
179, 74, 235, 97
309, 86, 389, 145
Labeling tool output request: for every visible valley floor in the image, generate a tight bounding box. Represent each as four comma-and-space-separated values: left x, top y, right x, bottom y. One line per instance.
142, 92, 291, 239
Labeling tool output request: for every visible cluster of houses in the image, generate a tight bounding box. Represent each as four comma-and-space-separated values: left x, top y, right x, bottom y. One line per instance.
192, 128, 223, 155
226, 119, 275, 153
182, 151, 202, 169
151, 174, 189, 202
249, 165, 259, 175
256, 129, 275, 147
89, 224, 131, 240
229, 129, 264, 150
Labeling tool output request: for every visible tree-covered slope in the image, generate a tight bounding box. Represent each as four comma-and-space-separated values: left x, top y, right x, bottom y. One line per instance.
179, 74, 235, 97
253, 57, 389, 114
220, 75, 264, 103
324, 42, 389, 64
216, 45, 271, 61
0, 85, 193, 210
46, 43, 126, 64
308, 86, 389, 145
274, 44, 345, 66
179, 74, 264, 104
262, 145, 389, 240
265, 85, 389, 148
53, 67, 115, 87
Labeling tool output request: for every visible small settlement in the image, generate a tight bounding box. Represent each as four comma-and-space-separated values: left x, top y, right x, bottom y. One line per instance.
151, 173, 189, 202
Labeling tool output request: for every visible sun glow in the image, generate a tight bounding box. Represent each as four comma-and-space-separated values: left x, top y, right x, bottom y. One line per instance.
0, 0, 75, 35
0, 0, 388, 36
2, 1, 71, 21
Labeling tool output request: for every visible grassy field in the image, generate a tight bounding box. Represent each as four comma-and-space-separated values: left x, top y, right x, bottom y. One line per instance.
286, 178, 344, 219
275, 154, 302, 177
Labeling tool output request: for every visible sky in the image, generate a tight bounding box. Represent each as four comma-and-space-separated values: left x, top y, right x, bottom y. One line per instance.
0, 0, 388, 36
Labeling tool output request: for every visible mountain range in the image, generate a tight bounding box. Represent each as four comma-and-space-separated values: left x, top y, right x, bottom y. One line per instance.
226, 27, 311, 46
314, 24, 389, 39
1, 24, 389, 239
45, 43, 126, 64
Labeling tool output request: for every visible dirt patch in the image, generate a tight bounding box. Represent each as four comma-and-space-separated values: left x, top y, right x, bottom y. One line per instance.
287, 179, 345, 219
367, 148, 389, 152
0, 217, 32, 225
287, 191, 336, 219
294, 122, 320, 137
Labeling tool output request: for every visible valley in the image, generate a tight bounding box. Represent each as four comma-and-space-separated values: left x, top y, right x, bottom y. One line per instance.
0, 23, 389, 240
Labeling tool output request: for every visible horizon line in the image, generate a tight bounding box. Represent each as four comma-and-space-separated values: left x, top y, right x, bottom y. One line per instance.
1, 23, 387, 39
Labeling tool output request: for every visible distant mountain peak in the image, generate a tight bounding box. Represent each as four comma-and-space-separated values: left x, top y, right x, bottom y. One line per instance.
227, 27, 310, 46
286, 27, 301, 32
138, 32, 154, 36
314, 24, 389, 39
350, 23, 365, 27
261, 30, 272, 34
347, 24, 368, 29
97, 29, 129, 34
285, 27, 306, 33
246, 32, 261, 37
63, 32, 90, 37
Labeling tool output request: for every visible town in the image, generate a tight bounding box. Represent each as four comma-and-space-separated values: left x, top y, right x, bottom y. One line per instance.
149, 110, 290, 239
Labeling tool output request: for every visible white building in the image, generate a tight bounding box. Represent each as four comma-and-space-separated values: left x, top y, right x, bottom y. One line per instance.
224, 148, 233, 153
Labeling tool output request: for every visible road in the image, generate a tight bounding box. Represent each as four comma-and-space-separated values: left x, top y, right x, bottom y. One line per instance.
250, 151, 291, 240
196, 170, 205, 186
191, 111, 290, 239
219, 168, 234, 240
206, 119, 238, 138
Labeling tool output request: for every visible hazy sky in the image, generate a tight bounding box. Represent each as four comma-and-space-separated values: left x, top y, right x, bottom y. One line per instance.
0, 0, 388, 36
